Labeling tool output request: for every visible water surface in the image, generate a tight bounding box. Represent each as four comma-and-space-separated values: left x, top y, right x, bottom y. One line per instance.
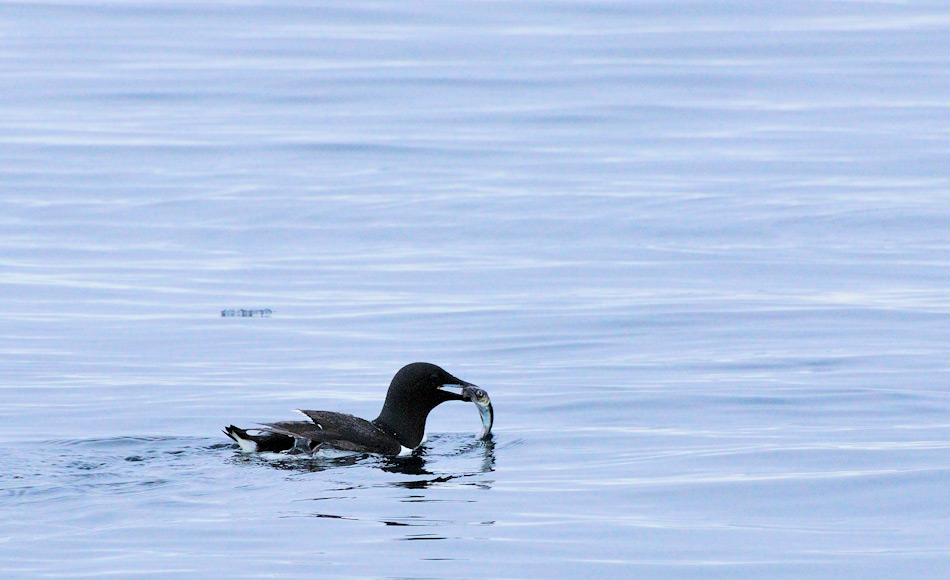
2, 1, 949, 578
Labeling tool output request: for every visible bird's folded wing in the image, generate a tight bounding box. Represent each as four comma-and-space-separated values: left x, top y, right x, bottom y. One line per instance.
259, 412, 402, 455
259, 420, 331, 442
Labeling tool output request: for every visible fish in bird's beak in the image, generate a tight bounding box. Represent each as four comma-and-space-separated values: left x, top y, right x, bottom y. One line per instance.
461, 384, 493, 439
438, 381, 494, 439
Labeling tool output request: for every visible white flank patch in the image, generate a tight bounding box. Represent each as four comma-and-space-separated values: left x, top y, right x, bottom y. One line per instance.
316, 448, 359, 459
234, 435, 258, 453
397, 445, 414, 457
293, 410, 322, 428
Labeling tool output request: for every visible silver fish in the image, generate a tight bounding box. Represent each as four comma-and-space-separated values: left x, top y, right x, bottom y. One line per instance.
462, 385, 493, 439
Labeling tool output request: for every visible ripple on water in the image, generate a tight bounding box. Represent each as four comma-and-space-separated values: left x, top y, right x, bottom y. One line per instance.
1, 432, 498, 505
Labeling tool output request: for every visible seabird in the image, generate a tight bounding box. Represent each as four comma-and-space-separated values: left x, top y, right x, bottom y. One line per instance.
223, 362, 493, 456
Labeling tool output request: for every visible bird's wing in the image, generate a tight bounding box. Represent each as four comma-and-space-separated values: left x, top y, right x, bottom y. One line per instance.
260, 411, 402, 455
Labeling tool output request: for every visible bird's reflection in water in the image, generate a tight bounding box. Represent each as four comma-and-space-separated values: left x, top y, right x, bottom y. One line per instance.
282, 435, 497, 530
381, 434, 495, 490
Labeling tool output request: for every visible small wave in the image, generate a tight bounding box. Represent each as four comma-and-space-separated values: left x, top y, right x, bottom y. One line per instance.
0, 436, 228, 503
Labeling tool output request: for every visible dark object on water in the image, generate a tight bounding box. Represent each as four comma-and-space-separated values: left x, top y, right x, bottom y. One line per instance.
223, 362, 493, 456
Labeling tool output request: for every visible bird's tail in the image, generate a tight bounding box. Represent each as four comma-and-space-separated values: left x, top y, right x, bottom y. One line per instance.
222, 424, 295, 453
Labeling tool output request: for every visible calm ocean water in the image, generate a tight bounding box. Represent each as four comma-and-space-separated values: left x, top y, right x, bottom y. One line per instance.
2, 1, 949, 578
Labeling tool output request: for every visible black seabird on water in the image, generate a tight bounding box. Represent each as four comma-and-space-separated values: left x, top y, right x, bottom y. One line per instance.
223, 362, 493, 456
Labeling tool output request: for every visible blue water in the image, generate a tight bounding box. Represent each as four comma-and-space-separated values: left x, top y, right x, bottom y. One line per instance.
2, 1, 949, 578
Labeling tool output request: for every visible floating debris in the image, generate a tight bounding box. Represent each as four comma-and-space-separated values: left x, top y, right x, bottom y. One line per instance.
221, 309, 273, 318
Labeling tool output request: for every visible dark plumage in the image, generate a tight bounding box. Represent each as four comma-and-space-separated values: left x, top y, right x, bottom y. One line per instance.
223, 362, 492, 456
